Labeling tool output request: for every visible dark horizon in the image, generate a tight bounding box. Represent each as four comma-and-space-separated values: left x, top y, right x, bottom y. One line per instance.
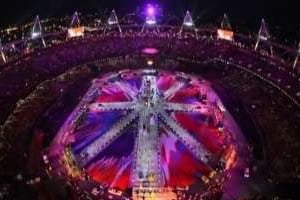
0, 0, 299, 43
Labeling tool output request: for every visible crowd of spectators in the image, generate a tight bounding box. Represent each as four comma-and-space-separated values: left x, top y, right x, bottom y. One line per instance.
0, 27, 299, 200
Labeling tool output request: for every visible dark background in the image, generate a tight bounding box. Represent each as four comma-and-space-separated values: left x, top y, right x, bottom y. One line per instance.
0, 0, 299, 44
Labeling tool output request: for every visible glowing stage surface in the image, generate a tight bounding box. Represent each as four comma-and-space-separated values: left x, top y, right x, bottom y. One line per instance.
48, 69, 250, 195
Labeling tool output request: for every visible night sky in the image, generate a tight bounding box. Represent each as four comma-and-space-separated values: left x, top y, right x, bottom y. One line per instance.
0, 0, 299, 42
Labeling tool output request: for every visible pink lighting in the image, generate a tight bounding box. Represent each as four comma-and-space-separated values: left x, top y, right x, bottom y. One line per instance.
142, 47, 159, 55
147, 5, 155, 16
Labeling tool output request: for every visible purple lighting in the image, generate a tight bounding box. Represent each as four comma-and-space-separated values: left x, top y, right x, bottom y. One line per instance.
147, 5, 155, 16
145, 4, 157, 25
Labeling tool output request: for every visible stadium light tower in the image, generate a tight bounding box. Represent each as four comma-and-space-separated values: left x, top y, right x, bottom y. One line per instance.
30, 15, 46, 48
221, 13, 232, 30
0, 39, 7, 63
254, 18, 273, 55
217, 13, 234, 41
70, 11, 81, 28
178, 10, 198, 39
293, 41, 300, 69
141, 4, 159, 34
67, 11, 84, 38
104, 9, 122, 36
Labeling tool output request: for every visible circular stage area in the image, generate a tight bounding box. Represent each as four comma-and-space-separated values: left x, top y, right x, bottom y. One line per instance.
47, 69, 250, 199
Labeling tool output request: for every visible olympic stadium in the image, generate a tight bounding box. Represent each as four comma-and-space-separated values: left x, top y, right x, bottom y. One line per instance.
0, 4, 300, 200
